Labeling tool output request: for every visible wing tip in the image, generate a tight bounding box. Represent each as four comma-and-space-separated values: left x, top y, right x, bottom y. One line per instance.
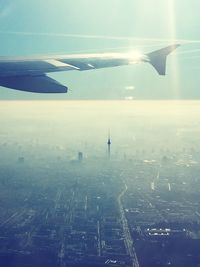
147, 44, 180, 76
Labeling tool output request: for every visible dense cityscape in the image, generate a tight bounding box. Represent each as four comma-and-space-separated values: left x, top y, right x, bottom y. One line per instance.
0, 101, 200, 267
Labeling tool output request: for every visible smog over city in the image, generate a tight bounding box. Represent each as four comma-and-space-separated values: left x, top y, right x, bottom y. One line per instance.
0, 1, 200, 267
0, 100, 200, 267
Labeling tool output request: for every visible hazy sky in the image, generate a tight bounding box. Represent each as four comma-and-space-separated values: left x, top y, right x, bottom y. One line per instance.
0, 0, 200, 99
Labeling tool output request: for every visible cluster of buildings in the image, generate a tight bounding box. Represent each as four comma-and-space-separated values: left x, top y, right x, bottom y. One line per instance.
0, 135, 200, 267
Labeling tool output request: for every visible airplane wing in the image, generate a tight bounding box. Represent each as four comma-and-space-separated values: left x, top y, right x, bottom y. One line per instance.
0, 44, 180, 93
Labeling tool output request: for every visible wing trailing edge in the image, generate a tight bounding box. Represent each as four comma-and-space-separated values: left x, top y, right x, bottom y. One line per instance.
0, 75, 68, 93
147, 44, 180, 75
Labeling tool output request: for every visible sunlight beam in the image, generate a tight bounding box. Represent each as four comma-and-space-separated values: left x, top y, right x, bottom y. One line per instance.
167, 0, 180, 100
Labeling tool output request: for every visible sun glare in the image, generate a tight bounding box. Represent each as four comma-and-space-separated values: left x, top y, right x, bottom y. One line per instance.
128, 50, 143, 64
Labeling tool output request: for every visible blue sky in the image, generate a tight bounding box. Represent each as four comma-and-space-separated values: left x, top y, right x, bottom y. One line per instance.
0, 0, 200, 99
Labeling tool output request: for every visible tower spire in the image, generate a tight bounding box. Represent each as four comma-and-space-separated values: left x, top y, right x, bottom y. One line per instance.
107, 129, 111, 158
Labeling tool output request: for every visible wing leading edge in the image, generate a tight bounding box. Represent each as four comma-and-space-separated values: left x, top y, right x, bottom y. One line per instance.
0, 44, 180, 93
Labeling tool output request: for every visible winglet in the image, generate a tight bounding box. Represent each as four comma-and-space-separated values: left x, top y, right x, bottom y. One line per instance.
147, 44, 180, 75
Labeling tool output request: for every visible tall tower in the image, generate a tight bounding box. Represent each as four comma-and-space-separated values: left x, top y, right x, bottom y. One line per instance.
107, 130, 111, 158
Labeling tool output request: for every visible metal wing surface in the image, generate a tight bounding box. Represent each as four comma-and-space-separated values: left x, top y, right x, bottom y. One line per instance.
0, 44, 180, 93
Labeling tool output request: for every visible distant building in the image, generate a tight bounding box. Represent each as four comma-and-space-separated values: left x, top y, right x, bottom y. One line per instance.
78, 152, 83, 162
18, 157, 24, 163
